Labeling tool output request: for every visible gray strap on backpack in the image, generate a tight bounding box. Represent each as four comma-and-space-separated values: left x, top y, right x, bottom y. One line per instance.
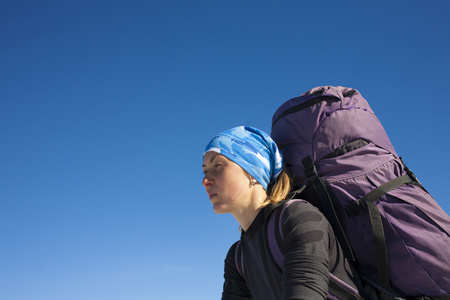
302, 155, 415, 294
345, 174, 411, 292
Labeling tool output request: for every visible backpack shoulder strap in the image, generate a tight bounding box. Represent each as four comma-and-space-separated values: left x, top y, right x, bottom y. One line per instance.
234, 241, 244, 278
267, 199, 362, 300
302, 156, 356, 261
267, 199, 301, 268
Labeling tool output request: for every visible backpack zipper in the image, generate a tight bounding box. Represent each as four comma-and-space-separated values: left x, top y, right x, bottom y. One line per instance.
272, 95, 339, 127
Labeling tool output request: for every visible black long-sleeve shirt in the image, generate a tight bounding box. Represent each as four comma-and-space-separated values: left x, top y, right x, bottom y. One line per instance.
221, 200, 358, 300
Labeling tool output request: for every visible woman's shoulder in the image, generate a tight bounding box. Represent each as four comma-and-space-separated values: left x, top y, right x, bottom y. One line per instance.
280, 198, 322, 214
226, 240, 241, 257
276, 199, 328, 229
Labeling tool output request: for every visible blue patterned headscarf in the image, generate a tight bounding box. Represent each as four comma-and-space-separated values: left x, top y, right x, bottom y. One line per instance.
204, 126, 283, 190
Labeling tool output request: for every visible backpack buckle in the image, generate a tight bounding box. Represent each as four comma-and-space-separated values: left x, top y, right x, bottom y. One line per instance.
346, 199, 368, 217
302, 156, 318, 180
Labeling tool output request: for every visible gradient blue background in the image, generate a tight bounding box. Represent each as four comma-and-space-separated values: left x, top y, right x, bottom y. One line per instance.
1, 1, 449, 299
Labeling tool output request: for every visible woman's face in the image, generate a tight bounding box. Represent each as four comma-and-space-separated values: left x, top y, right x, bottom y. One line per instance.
202, 152, 253, 214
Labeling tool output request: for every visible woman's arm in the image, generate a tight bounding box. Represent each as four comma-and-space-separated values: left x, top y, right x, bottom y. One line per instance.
281, 201, 331, 300
221, 242, 252, 300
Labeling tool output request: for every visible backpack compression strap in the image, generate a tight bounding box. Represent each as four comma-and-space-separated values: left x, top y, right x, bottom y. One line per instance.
345, 174, 411, 290
302, 155, 418, 293
302, 155, 409, 291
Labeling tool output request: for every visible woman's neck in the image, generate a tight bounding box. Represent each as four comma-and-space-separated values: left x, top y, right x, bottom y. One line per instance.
232, 186, 267, 231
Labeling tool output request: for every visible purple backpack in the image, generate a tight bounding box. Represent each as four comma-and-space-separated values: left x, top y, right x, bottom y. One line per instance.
271, 86, 450, 299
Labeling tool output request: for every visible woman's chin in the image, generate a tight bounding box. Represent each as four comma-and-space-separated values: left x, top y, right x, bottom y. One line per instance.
212, 203, 231, 215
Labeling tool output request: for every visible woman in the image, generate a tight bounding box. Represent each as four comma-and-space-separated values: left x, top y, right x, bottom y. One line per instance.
202, 126, 361, 300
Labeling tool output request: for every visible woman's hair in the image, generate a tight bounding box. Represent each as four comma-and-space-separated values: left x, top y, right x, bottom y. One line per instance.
262, 167, 292, 205
240, 167, 292, 232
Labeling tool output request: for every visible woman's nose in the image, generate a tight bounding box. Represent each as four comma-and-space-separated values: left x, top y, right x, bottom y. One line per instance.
202, 174, 213, 187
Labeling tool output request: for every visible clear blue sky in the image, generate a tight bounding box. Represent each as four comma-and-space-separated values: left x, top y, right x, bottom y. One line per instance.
1, 1, 449, 299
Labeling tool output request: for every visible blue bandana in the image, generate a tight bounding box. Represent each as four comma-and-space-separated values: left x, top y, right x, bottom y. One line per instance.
204, 126, 283, 190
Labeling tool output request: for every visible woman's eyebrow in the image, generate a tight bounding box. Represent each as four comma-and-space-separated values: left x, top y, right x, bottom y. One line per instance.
202, 154, 219, 168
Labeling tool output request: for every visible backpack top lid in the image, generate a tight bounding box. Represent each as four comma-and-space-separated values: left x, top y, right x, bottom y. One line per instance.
271, 86, 398, 186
